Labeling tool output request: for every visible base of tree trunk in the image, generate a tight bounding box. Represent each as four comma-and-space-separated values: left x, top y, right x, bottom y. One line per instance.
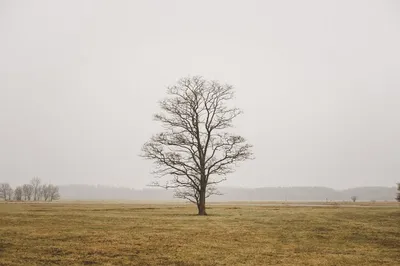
197, 203, 207, 215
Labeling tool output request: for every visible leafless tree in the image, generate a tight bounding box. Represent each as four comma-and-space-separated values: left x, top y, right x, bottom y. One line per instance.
37, 184, 45, 201
142, 76, 253, 215
48, 185, 60, 202
351, 196, 357, 203
0, 183, 13, 201
14, 186, 23, 201
30, 177, 41, 201
42, 184, 50, 201
396, 183, 400, 202
22, 184, 34, 201
6, 186, 13, 201
0, 183, 11, 201
0, 184, 5, 200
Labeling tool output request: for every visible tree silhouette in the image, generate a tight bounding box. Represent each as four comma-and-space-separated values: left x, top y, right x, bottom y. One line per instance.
142, 76, 253, 215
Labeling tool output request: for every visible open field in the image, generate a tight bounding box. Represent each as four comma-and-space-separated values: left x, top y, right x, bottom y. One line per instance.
0, 202, 399, 265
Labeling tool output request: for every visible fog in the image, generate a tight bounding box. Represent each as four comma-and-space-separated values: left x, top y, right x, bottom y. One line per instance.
1, 0, 399, 189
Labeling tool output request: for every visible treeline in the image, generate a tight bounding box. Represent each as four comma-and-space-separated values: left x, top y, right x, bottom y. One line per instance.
57, 185, 397, 201
0, 177, 60, 202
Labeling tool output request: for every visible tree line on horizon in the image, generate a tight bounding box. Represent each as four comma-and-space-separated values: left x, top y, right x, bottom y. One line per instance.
56, 184, 398, 202
0, 177, 60, 202
397, 183, 400, 202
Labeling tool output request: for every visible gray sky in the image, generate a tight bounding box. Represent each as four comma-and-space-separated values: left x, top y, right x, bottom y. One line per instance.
1, 0, 399, 189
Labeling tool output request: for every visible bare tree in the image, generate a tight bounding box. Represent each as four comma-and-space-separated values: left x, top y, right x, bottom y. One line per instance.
31, 177, 41, 201
41, 184, 50, 201
48, 185, 60, 202
0, 183, 5, 200
0, 183, 10, 201
14, 186, 23, 201
22, 184, 34, 201
6, 186, 13, 201
351, 196, 357, 203
142, 76, 253, 215
37, 184, 45, 201
396, 183, 400, 202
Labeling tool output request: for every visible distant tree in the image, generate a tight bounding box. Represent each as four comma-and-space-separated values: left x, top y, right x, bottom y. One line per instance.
37, 184, 46, 201
42, 184, 50, 201
14, 186, 23, 201
22, 184, 34, 201
0, 183, 12, 201
142, 76, 253, 215
30, 177, 41, 201
48, 185, 60, 202
396, 183, 400, 202
351, 196, 358, 203
0, 183, 6, 200
6, 186, 13, 201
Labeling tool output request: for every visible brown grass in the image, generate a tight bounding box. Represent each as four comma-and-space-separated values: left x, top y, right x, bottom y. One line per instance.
0, 202, 399, 265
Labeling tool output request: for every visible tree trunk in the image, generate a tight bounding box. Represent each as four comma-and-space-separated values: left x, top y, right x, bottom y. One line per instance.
197, 189, 207, 215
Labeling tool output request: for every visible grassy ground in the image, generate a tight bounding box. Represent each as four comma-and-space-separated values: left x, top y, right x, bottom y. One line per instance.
0, 202, 399, 265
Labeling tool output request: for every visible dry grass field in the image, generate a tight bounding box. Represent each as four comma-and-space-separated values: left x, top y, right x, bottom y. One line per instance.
0, 202, 399, 265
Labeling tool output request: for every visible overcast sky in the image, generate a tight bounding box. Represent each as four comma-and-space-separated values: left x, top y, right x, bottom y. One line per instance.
1, 0, 399, 189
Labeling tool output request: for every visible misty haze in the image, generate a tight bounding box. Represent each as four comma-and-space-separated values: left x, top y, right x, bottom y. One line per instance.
1, 1, 399, 265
